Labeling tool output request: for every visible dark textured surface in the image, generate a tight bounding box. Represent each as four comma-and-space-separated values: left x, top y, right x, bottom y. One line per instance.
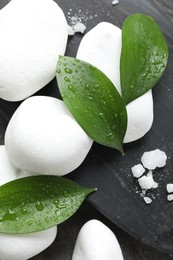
0, 0, 173, 259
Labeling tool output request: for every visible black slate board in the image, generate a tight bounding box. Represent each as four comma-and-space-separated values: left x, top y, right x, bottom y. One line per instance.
0, 0, 173, 257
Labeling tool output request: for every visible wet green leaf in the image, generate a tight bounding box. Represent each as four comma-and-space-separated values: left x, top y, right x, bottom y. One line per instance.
56, 56, 127, 153
120, 13, 168, 105
0, 176, 96, 234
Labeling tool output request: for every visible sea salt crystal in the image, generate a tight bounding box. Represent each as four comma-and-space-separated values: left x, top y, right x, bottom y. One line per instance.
131, 164, 145, 178
141, 149, 167, 170
167, 194, 173, 201
166, 183, 173, 193
73, 22, 86, 33
138, 171, 158, 190
68, 25, 75, 36
112, 0, 119, 5
143, 197, 152, 204
68, 23, 86, 36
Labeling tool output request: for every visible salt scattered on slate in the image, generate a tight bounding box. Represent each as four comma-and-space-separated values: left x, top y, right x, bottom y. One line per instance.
167, 194, 173, 201
131, 149, 169, 204
138, 171, 158, 190
141, 149, 167, 170
67, 8, 97, 27
166, 183, 173, 193
131, 164, 145, 178
143, 197, 152, 204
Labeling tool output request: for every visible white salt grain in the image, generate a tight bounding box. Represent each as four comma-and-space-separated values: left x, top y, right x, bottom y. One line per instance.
112, 0, 119, 5
73, 22, 86, 34
166, 183, 173, 193
138, 176, 153, 190
68, 23, 86, 36
131, 164, 145, 178
143, 197, 152, 204
138, 171, 158, 190
141, 149, 167, 170
68, 25, 75, 36
167, 194, 173, 201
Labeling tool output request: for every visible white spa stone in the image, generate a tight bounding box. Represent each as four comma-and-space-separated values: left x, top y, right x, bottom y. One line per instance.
0, 0, 68, 101
0, 145, 35, 185
124, 90, 153, 143
0, 146, 57, 260
77, 22, 122, 94
76, 22, 154, 143
5, 96, 93, 176
0, 227, 57, 260
0, 145, 18, 186
72, 219, 124, 260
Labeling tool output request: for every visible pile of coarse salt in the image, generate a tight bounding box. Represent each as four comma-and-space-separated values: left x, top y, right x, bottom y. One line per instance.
131, 149, 168, 204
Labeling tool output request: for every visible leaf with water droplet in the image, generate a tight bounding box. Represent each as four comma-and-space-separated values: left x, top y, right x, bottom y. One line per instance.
56, 56, 127, 153
120, 13, 168, 105
0, 176, 96, 234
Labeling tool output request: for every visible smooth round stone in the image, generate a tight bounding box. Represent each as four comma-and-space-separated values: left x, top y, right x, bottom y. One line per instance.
5, 96, 93, 176
72, 219, 124, 260
0, 0, 68, 101
77, 22, 154, 143
0, 227, 57, 260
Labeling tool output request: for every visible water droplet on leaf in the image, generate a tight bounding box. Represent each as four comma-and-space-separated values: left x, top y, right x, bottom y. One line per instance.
65, 68, 73, 74
64, 77, 70, 82
57, 69, 61, 74
35, 201, 44, 212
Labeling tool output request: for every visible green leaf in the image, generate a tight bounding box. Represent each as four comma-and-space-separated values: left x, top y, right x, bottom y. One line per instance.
120, 13, 168, 105
56, 56, 127, 153
0, 176, 96, 234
